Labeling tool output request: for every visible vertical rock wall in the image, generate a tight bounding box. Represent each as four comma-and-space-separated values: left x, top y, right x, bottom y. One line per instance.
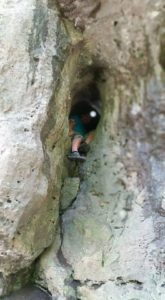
38, 1, 165, 299
0, 0, 76, 295
0, 0, 165, 299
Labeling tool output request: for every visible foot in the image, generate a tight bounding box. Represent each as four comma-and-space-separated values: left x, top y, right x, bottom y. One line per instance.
79, 142, 90, 154
67, 151, 86, 162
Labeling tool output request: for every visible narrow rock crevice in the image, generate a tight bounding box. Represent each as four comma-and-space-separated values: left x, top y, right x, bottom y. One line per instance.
1, 1, 165, 299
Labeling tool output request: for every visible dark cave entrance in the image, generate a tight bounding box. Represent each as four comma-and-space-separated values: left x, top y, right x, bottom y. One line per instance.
68, 79, 102, 160
70, 82, 101, 129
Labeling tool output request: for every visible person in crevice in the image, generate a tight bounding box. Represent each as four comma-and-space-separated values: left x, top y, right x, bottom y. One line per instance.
68, 103, 100, 161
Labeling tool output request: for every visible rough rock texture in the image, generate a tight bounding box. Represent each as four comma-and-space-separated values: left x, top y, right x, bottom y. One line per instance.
36, 228, 76, 299
57, 0, 101, 30
1, 0, 165, 299
38, 0, 165, 299
60, 177, 80, 211
0, 0, 74, 295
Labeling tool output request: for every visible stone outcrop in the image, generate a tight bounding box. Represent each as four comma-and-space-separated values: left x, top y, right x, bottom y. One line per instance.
38, 0, 165, 299
57, 0, 101, 30
0, 0, 165, 299
60, 177, 80, 211
0, 0, 74, 295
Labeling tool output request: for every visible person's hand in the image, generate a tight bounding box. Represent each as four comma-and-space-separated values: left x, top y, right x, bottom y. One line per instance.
69, 119, 75, 128
68, 129, 74, 136
85, 131, 94, 144
68, 119, 75, 136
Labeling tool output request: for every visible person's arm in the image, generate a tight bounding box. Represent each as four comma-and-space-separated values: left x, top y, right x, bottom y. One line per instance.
85, 131, 95, 144
68, 119, 75, 136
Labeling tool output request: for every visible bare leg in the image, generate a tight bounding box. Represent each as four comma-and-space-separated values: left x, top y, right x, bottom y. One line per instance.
72, 136, 83, 152
68, 135, 86, 161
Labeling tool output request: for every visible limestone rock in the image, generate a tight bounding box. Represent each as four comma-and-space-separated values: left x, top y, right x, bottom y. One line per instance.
0, 0, 70, 295
77, 281, 155, 300
60, 177, 80, 211
1, 0, 165, 299
39, 0, 165, 299
57, 0, 101, 30
36, 229, 75, 300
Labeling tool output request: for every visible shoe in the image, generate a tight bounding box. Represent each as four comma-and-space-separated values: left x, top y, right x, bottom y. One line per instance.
79, 142, 90, 154
67, 151, 86, 162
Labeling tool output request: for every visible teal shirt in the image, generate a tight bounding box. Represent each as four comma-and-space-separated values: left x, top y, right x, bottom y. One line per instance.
70, 115, 87, 137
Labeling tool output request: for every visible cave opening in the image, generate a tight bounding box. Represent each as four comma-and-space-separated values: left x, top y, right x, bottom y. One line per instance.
68, 75, 102, 161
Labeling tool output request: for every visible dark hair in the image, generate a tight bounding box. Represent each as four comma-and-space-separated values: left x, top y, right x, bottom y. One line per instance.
69, 101, 92, 117
69, 101, 100, 132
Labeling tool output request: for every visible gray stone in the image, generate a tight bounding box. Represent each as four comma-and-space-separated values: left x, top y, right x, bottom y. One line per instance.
60, 177, 80, 211
1, 0, 165, 299
36, 229, 76, 299
39, 0, 165, 299
0, 0, 70, 295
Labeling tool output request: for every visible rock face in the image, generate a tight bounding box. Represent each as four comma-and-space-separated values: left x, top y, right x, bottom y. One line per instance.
38, 0, 165, 299
57, 0, 101, 30
60, 177, 80, 211
1, 0, 165, 299
0, 0, 73, 295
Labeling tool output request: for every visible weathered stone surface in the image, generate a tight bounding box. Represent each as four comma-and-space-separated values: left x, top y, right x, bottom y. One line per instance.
77, 281, 154, 300
57, 0, 101, 30
1, 0, 165, 299
60, 177, 80, 211
36, 229, 75, 299
0, 0, 71, 295
39, 0, 165, 299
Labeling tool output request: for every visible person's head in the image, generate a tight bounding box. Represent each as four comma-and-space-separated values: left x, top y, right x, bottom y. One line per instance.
81, 110, 98, 124
89, 110, 97, 118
